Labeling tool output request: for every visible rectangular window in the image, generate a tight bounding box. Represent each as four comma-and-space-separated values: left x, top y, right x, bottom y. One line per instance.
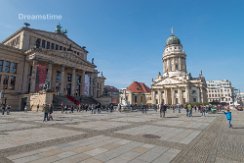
175, 64, 178, 70
46, 41, 50, 49
41, 40, 46, 48
51, 43, 54, 49
56, 71, 61, 82
0, 74, 1, 85
193, 98, 197, 102
3, 75, 9, 89
55, 44, 59, 50
59, 46, 63, 50
10, 62, 17, 74
63, 47, 66, 51
67, 73, 72, 82
134, 96, 137, 103
0, 60, 3, 72
4, 61, 10, 73
9, 75, 16, 90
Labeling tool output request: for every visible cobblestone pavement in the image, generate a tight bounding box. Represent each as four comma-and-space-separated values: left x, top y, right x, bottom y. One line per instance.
0, 109, 243, 163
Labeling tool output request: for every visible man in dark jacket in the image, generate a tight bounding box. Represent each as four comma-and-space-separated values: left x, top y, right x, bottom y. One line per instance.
160, 104, 167, 118
43, 104, 49, 122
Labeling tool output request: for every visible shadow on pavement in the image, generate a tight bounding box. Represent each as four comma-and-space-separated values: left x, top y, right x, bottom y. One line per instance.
232, 126, 244, 129
166, 116, 179, 118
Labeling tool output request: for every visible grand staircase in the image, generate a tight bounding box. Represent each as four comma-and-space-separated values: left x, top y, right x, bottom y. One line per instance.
52, 95, 100, 110
75, 96, 99, 104
52, 95, 75, 110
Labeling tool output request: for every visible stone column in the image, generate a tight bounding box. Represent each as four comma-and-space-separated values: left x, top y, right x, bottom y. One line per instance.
167, 59, 170, 72
186, 85, 190, 103
171, 88, 175, 105
71, 68, 76, 96
200, 86, 203, 103
152, 91, 156, 104
46, 63, 53, 89
60, 66, 65, 95
130, 92, 133, 105
30, 60, 37, 93
165, 89, 168, 104
178, 57, 181, 71
80, 71, 85, 96
184, 59, 187, 72
178, 88, 182, 104
22, 62, 30, 93
158, 90, 162, 104
172, 59, 175, 72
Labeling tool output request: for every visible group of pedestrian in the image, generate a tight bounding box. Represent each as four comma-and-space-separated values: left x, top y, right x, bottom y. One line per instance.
1, 104, 11, 115
43, 104, 53, 122
159, 104, 168, 118
157, 102, 234, 129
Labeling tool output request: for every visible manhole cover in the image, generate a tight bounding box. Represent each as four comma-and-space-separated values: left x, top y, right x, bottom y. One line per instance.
143, 134, 160, 139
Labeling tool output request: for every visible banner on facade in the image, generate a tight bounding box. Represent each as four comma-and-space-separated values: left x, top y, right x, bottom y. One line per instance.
36, 64, 47, 92
84, 74, 90, 96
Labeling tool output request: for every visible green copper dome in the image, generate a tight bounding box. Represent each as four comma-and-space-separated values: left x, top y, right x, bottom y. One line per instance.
166, 34, 181, 45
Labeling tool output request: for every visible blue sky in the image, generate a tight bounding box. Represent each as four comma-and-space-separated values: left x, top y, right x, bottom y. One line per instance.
0, 0, 243, 91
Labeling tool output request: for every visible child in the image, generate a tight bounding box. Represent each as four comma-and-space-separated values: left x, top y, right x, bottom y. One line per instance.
224, 108, 232, 128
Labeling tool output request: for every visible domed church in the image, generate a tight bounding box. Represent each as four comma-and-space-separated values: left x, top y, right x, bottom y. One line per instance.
151, 31, 208, 105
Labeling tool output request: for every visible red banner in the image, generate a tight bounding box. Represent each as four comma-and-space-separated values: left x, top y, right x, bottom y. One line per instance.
35, 64, 47, 91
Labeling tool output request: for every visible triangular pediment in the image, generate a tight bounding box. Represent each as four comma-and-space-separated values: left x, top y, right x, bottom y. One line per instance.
155, 77, 185, 85
31, 29, 81, 49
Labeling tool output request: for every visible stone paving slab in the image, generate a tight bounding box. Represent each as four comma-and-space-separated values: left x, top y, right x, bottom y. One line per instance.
110, 116, 157, 123
0, 127, 83, 150
0, 122, 38, 132
116, 125, 201, 144
65, 121, 130, 130
0, 119, 13, 123
7, 135, 179, 163
152, 119, 209, 129
1, 110, 244, 163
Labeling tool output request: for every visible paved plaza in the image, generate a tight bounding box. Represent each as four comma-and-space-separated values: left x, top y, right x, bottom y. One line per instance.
0, 109, 244, 163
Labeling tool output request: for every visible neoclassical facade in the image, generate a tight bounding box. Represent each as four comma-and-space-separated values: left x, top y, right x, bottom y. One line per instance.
0, 25, 105, 110
151, 33, 207, 105
207, 80, 233, 103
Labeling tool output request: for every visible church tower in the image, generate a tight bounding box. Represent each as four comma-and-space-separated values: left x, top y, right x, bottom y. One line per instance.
151, 30, 208, 105
162, 32, 187, 78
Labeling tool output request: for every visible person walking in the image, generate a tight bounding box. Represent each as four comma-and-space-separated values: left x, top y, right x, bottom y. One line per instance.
1, 104, 6, 115
36, 104, 40, 112
187, 103, 192, 117
43, 104, 49, 122
224, 108, 232, 128
160, 104, 167, 118
6, 105, 11, 115
160, 104, 164, 118
48, 104, 53, 121
201, 106, 206, 117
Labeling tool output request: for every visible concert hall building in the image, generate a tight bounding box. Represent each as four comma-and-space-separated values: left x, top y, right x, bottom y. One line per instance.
0, 25, 105, 110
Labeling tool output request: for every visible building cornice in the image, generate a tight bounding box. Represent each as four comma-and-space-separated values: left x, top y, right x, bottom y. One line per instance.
2, 27, 88, 54
0, 43, 25, 55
